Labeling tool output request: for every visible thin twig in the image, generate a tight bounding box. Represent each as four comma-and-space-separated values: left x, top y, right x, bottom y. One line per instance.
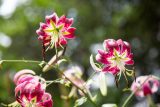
61, 72, 98, 107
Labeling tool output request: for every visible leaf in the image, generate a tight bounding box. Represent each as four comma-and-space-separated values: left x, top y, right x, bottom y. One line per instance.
57, 58, 67, 66
90, 55, 102, 72
74, 97, 87, 107
99, 72, 107, 96
101, 104, 117, 107
126, 70, 133, 77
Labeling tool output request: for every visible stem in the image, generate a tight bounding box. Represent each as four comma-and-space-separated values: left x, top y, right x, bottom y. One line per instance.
122, 70, 129, 88
122, 75, 152, 107
122, 91, 135, 107
57, 72, 70, 107
147, 95, 156, 107
1, 60, 42, 64
84, 71, 96, 86
61, 72, 98, 107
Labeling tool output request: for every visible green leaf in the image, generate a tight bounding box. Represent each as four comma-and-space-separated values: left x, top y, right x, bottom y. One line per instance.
101, 104, 117, 107
74, 97, 87, 107
57, 58, 67, 66
126, 70, 133, 77
99, 72, 107, 96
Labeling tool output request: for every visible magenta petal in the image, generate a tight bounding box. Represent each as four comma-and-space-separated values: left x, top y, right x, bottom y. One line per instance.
143, 83, 152, 96
63, 34, 75, 39
117, 39, 131, 54
98, 49, 107, 56
57, 38, 67, 46
67, 27, 76, 33
37, 93, 53, 107
15, 82, 23, 95
123, 41, 131, 50
95, 54, 102, 62
30, 83, 44, 102
64, 18, 73, 28
45, 13, 59, 24
40, 22, 48, 29
43, 39, 51, 46
58, 15, 66, 25
96, 54, 110, 64
128, 53, 133, 59
125, 59, 134, 65
36, 28, 45, 36
17, 76, 34, 85
14, 69, 35, 84
104, 39, 119, 52
102, 66, 120, 75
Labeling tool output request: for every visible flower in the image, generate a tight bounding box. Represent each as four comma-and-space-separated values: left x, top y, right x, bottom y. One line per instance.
63, 65, 88, 98
36, 12, 76, 49
63, 65, 84, 88
131, 75, 159, 97
14, 69, 53, 107
96, 39, 134, 75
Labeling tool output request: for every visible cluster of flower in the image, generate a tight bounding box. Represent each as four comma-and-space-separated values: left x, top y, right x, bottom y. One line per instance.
11, 12, 159, 107
95, 39, 159, 97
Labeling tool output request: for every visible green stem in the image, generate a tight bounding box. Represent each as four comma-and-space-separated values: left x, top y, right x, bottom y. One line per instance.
85, 71, 96, 86
122, 91, 135, 107
61, 72, 98, 107
46, 78, 62, 87
1, 59, 42, 64
147, 95, 156, 107
122, 70, 129, 88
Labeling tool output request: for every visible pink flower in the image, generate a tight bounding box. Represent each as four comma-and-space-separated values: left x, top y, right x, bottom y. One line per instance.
36, 12, 76, 49
96, 39, 134, 75
14, 69, 53, 107
131, 75, 159, 97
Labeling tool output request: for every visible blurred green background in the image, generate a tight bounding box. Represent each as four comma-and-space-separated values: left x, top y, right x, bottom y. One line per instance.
0, 0, 160, 107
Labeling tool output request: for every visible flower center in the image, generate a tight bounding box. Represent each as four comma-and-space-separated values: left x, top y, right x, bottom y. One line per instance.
23, 97, 37, 107
108, 49, 128, 71
44, 20, 64, 47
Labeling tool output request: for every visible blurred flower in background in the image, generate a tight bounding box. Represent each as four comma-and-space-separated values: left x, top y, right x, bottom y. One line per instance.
131, 75, 159, 97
